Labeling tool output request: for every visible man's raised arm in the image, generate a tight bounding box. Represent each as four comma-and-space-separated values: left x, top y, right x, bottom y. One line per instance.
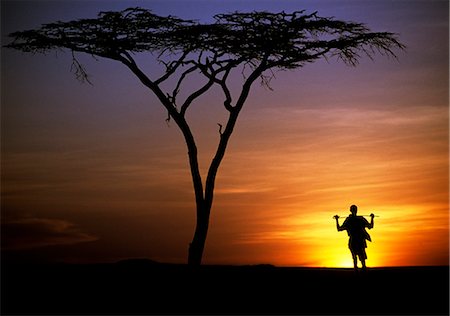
334, 215, 345, 231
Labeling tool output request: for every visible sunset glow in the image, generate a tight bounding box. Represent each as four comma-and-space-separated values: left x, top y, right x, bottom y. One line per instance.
2, 0, 448, 267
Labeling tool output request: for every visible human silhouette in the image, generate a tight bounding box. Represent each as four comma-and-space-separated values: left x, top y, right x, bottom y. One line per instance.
334, 205, 374, 271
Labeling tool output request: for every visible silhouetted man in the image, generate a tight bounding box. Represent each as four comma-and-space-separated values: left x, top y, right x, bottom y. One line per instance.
334, 205, 374, 271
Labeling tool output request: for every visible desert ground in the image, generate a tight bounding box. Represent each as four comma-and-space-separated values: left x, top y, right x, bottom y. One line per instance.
2, 259, 448, 315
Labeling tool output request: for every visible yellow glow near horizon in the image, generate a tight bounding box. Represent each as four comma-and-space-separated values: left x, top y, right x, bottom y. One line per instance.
233, 201, 448, 268
306, 205, 447, 267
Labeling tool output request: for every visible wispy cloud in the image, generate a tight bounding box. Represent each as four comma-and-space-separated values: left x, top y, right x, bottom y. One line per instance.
2, 217, 98, 250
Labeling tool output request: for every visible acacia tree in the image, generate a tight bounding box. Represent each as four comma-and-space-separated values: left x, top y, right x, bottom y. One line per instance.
6, 8, 404, 265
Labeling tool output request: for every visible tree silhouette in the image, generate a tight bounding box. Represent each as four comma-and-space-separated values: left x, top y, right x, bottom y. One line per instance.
6, 8, 405, 265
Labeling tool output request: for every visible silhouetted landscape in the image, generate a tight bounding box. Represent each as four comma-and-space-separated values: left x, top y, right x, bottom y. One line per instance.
2, 259, 448, 315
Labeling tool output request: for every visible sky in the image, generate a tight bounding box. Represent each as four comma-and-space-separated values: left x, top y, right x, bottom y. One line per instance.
1, 0, 448, 267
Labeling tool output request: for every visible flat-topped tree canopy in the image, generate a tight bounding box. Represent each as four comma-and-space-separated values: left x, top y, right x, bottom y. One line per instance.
6, 8, 194, 55
6, 7, 404, 69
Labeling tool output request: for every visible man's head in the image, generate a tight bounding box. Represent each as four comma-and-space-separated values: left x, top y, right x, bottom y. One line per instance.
350, 205, 358, 215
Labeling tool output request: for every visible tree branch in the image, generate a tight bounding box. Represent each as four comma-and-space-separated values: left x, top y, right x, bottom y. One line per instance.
218, 67, 234, 111
178, 53, 240, 116
117, 53, 205, 207
171, 64, 198, 108
203, 57, 267, 210
70, 51, 92, 84
195, 58, 243, 112
120, 50, 138, 67
180, 76, 215, 116
117, 54, 179, 120
155, 50, 190, 84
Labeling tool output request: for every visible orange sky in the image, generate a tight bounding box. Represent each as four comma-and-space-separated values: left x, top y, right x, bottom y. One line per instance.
2, 0, 449, 267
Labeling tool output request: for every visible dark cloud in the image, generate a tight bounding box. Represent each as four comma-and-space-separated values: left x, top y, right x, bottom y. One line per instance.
1, 217, 98, 250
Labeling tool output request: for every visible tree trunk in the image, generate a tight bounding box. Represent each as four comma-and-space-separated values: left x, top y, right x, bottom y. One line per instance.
118, 52, 265, 267
188, 203, 210, 265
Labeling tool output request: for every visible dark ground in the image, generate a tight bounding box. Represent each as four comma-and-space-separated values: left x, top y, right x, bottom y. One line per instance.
1, 259, 449, 315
